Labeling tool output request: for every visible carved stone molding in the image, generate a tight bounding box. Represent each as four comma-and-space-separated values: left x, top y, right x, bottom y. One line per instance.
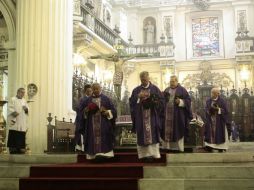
193, 0, 210, 11
236, 55, 253, 63
182, 61, 234, 89
73, 32, 93, 52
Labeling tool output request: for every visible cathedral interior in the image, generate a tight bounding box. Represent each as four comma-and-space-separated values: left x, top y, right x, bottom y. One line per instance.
0, 0, 253, 153
0, 1, 254, 190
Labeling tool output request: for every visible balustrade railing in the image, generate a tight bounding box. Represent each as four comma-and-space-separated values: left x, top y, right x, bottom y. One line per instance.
126, 43, 174, 57
235, 31, 254, 54
79, 2, 174, 58
80, 3, 126, 47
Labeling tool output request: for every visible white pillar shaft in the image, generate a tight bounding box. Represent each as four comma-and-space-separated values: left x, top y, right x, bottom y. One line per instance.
16, 0, 73, 153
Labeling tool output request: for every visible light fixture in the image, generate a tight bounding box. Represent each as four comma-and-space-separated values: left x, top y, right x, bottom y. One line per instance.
73, 53, 86, 68
103, 70, 113, 82
160, 60, 175, 88
239, 67, 250, 82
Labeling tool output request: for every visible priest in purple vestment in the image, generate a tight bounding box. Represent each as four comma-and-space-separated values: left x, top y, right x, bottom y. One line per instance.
161, 75, 192, 152
80, 83, 117, 160
74, 84, 92, 152
130, 71, 164, 161
204, 87, 230, 152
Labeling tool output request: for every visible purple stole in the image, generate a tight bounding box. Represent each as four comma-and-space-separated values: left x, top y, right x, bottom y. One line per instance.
164, 88, 176, 142
91, 97, 102, 153
140, 88, 153, 145
142, 109, 152, 145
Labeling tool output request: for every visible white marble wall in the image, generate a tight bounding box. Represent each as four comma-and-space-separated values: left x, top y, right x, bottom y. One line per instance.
115, 0, 254, 93
14, 0, 73, 153
123, 1, 251, 61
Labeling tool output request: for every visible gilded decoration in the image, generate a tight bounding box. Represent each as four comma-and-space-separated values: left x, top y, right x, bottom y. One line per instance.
182, 61, 234, 89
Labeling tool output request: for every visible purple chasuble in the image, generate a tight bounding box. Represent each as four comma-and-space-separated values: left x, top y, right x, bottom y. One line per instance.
162, 84, 192, 142
80, 94, 117, 155
130, 83, 164, 146
204, 96, 229, 144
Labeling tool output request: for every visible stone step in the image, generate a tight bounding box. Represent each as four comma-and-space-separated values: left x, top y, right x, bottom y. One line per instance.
0, 165, 29, 178
167, 152, 254, 164
144, 165, 254, 179
0, 154, 77, 164
228, 142, 254, 152
0, 178, 19, 190
139, 179, 254, 190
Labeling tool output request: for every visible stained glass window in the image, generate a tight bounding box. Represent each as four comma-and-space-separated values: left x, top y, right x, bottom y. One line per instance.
192, 17, 219, 57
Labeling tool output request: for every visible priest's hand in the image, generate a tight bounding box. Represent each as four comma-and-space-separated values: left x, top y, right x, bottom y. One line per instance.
84, 107, 89, 113
175, 97, 180, 105
23, 106, 28, 114
100, 106, 110, 117
11, 111, 19, 117
212, 103, 219, 111
138, 91, 145, 99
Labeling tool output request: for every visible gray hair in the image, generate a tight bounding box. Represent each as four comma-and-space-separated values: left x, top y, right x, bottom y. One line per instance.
211, 87, 220, 94
170, 75, 178, 81
92, 83, 101, 88
139, 71, 149, 78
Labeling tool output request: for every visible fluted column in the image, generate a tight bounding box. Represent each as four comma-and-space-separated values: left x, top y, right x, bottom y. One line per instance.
14, 0, 73, 153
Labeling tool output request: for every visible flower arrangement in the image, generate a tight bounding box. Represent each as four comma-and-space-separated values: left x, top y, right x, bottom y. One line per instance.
87, 102, 99, 114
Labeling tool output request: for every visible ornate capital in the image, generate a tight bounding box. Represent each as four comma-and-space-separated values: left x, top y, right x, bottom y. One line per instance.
193, 0, 210, 11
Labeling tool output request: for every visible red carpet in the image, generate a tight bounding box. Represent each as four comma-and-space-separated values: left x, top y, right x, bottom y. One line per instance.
19, 152, 166, 190
77, 152, 166, 164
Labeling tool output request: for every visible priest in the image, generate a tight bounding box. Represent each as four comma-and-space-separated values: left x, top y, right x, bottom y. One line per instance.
161, 75, 192, 152
129, 71, 164, 161
80, 83, 117, 160
204, 87, 230, 152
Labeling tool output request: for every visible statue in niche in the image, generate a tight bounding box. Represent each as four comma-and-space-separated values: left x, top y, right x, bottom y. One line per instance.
143, 20, 155, 44
106, 10, 111, 25
238, 10, 247, 31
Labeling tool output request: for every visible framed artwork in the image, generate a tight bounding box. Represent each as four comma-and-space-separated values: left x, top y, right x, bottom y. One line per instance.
237, 10, 247, 32
163, 16, 173, 38
192, 17, 220, 57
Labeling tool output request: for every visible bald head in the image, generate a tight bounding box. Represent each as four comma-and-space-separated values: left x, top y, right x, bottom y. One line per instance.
211, 87, 220, 99
92, 83, 101, 96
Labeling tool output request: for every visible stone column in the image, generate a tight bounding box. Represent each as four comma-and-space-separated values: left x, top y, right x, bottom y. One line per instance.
14, 0, 73, 153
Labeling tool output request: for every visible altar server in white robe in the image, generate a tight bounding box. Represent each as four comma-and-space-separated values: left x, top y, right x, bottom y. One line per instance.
7, 88, 29, 154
